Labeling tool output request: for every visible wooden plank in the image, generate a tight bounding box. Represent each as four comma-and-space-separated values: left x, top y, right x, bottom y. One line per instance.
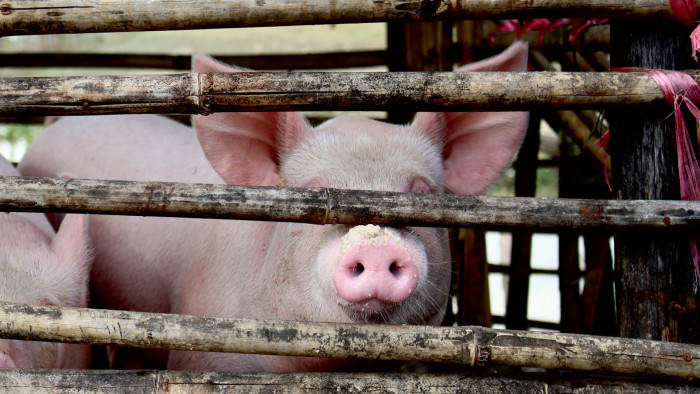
5, 70, 700, 116
1, 176, 700, 231
0, 301, 698, 378
0, 0, 683, 36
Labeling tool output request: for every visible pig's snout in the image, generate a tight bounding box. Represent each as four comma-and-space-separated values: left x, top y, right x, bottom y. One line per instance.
334, 236, 419, 305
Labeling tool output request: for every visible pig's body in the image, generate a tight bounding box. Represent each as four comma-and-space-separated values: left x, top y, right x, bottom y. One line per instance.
19, 42, 529, 372
0, 155, 91, 369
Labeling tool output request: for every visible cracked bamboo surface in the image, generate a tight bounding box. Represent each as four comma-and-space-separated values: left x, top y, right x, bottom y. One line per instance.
3, 71, 700, 116
0, 176, 699, 231
0, 301, 698, 379
0, 0, 683, 36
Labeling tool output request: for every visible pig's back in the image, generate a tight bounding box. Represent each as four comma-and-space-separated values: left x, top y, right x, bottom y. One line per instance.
18, 115, 225, 315
19, 114, 222, 184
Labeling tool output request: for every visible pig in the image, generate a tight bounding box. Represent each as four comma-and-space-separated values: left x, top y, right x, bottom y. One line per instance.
18, 42, 529, 372
0, 154, 92, 369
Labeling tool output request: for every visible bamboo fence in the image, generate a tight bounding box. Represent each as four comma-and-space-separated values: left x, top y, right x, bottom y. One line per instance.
2, 1, 700, 389
0, 302, 698, 379
4, 70, 700, 116
0, 0, 687, 36
1, 176, 698, 231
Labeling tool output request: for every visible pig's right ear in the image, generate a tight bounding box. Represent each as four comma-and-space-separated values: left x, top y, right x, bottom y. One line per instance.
192, 54, 308, 186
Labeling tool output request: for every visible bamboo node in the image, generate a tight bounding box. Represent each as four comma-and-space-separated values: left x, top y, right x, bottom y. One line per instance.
476, 345, 491, 366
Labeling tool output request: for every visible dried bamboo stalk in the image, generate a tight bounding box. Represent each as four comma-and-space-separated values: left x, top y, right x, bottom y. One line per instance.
0, 370, 695, 393
490, 24, 610, 53
1, 176, 699, 231
3, 70, 698, 116
0, 301, 698, 378
0, 0, 682, 36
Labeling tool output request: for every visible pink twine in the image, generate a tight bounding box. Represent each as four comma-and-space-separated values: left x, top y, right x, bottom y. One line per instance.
669, 0, 700, 60
568, 18, 610, 48
594, 130, 612, 192
613, 67, 700, 290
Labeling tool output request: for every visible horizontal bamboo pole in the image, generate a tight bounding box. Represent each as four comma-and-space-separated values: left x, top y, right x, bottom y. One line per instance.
3, 70, 698, 116
0, 51, 389, 70
0, 176, 699, 231
490, 24, 610, 53
0, 0, 684, 36
0, 301, 698, 379
0, 370, 696, 393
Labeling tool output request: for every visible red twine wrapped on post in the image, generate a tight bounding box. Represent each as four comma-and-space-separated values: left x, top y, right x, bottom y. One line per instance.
669, 0, 700, 60
610, 67, 700, 289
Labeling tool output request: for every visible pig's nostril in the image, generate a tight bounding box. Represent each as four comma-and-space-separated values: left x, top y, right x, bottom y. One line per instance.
389, 261, 400, 276
352, 263, 365, 276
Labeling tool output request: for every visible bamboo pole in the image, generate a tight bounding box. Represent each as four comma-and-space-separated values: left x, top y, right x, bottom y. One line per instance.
3, 70, 700, 116
1, 176, 700, 231
0, 302, 698, 379
0, 370, 695, 393
490, 24, 610, 53
0, 0, 684, 36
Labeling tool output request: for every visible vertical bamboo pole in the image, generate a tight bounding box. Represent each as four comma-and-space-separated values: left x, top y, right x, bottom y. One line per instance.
453, 228, 492, 327
558, 135, 583, 333
505, 113, 540, 330
609, 20, 700, 342
582, 233, 618, 336
451, 21, 492, 328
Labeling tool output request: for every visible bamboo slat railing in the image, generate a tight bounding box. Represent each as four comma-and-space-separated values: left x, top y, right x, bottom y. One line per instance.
0, 176, 698, 231
0, 302, 698, 379
3, 71, 698, 116
1, 370, 696, 392
0, 0, 686, 36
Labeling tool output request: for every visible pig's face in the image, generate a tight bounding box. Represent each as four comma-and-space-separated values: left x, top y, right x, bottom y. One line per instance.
280, 116, 444, 193
269, 116, 451, 325
192, 42, 529, 327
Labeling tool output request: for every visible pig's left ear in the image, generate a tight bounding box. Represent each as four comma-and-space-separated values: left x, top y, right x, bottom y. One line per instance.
192, 54, 308, 186
412, 42, 529, 195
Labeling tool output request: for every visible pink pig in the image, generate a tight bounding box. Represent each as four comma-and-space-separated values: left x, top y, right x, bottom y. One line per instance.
19, 42, 528, 372
0, 155, 92, 369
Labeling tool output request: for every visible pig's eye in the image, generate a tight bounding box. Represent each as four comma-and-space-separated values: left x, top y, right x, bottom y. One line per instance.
407, 177, 431, 194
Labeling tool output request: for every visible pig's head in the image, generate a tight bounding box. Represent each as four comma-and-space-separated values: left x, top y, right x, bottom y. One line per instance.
0, 213, 92, 368
192, 42, 528, 325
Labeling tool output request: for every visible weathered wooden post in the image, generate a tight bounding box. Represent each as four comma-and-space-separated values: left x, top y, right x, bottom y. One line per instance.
608, 20, 700, 342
